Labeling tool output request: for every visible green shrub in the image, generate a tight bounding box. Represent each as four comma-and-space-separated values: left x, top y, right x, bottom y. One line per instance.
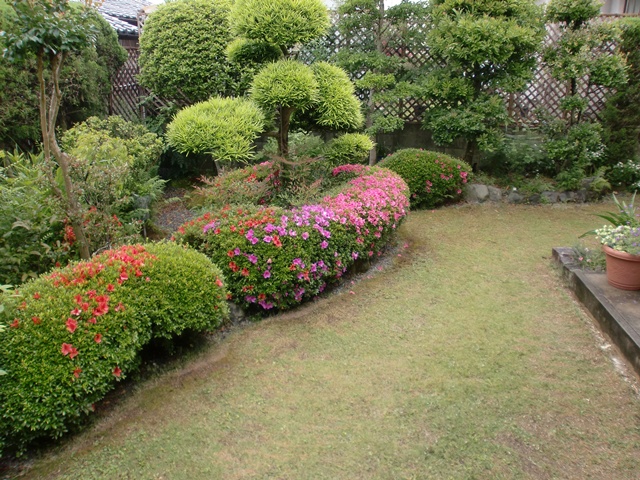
0, 150, 69, 285
0, 242, 228, 454
61, 116, 165, 252
190, 162, 278, 209
229, 0, 329, 52
251, 60, 318, 111
139, 0, 251, 102
166, 97, 265, 163
310, 62, 363, 131
0, 2, 126, 149
324, 133, 374, 166
378, 149, 472, 208
174, 167, 410, 311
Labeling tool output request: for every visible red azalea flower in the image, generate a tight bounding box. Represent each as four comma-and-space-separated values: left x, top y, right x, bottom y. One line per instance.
17, 301, 26, 311
81, 302, 90, 311
73, 367, 82, 378
241, 268, 249, 277
32, 316, 41, 325
88, 317, 97, 324
74, 294, 83, 304
106, 284, 115, 292
215, 277, 224, 287
33, 292, 40, 300
227, 250, 235, 257
66, 318, 78, 333
226, 293, 233, 300
61, 343, 73, 356
86, 289, 97, 298
10, 318, 19, 328
93, 304, 109, 316
94, 333, 102, 343
135, 269, 143, 277
229, 261, 238, 272
258, 293, 266, 301
115, 302, 125, 312
70, 308, 82, 316
113, 366, 122, 377
69, 347, 79, 359
119, 272, 128, 282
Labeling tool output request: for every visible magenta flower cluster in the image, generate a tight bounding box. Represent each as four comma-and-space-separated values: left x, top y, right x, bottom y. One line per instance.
174, 166, 409, 311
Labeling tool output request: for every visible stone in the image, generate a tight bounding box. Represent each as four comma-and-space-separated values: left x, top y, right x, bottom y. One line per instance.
507, 191, 524, 204
528, 194, 541, 204
542, 191, 560, 203
575, 189, 588, 203
488, 186, 502, 202
465, 183, 490, 203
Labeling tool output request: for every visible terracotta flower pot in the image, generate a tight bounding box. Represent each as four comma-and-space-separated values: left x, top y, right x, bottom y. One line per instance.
603, 245, 640, 291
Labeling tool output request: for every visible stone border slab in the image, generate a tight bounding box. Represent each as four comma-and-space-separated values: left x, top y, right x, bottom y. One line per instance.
553, 247, 640, 376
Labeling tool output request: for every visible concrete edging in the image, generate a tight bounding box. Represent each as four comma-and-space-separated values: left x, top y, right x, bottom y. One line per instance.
553, 247, 640, 376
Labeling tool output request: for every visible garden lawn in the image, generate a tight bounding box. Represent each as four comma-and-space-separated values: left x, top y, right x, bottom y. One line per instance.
20, 203, 640, 479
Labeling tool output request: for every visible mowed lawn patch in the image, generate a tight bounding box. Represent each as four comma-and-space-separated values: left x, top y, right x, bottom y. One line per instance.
21, 203, 640, 479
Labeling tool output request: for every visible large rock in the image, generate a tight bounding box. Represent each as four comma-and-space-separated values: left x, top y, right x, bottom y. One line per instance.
465, 183, 490, 203
507, 191, 525, 204
488, 186, 502, 202
542, 191, 560, 203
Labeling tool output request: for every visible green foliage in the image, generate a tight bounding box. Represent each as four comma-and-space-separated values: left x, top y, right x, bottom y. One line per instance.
324, 134, 374, 166
58, 10, 127, 127
602, 18, 640, 172
422, 0, 545, 164
481, 132, 550, 177
335, 0, 429, 138
0, 150, 69, 286
0, 1, 126, 149
0, 243, 228, 454
229, 0, 329, 53
378, 148, 472, 208
251, 60, 318, 111
310, 62, 364, 131
166, 97, 265, 163
139, 0, 251, 102
540, 0, 627, 187
191, 162, 277, 209
226, 38, 282, 67
607, 161, 640, 191
594, 192, 639, 228
61, 116, 165, 230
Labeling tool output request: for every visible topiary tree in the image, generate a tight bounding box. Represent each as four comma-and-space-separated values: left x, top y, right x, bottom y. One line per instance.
422, 0, 545, 170
540, 0, 628, 189
229, 0, 330, 57
139, 0, 252, 103
166, 97, 265, 167
334, 0, 429, 165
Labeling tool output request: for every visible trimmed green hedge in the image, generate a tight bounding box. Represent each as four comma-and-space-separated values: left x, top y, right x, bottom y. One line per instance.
0, 242, 228, 454
378, 149, 472, 208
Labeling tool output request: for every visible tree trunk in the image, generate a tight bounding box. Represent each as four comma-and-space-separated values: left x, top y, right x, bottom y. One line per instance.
37, 52, 91, 259
464, 138, 478, 172
278, 106, 294, 157
366, 90, 377, 165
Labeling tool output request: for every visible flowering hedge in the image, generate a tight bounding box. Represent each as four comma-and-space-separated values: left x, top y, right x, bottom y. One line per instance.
174, 167, 409, 311
378, 149, 472, 208
0, 242, 228, 454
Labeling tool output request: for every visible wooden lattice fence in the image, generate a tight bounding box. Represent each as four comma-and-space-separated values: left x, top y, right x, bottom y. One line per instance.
110, 13, 637, 126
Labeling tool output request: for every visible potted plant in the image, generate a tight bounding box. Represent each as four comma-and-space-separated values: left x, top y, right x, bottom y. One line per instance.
595, 224, 640, 290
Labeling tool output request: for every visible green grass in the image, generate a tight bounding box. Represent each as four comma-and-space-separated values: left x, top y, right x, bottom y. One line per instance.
17, 202, 640, 479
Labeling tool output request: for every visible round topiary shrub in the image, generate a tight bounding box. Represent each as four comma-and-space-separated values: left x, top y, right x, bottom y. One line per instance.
0, 242, 228, 454
174, 167, 409, 311
139, 0, 250, 102
324, 133, 374, 166
378, 149, 472, 208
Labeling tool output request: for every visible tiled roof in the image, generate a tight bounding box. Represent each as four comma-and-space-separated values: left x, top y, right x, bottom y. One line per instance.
101, 12, 138, 35
98, 0, 150, 21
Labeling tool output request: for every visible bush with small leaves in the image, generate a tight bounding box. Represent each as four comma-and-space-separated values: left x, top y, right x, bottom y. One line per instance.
378, 149, 472, 208
0, 242, 228, 455
139, 0, 251, 102
167, 97, 265, 163
229, 0, 329, 52
174, 167, 409, 311
324, 134, 374, 166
